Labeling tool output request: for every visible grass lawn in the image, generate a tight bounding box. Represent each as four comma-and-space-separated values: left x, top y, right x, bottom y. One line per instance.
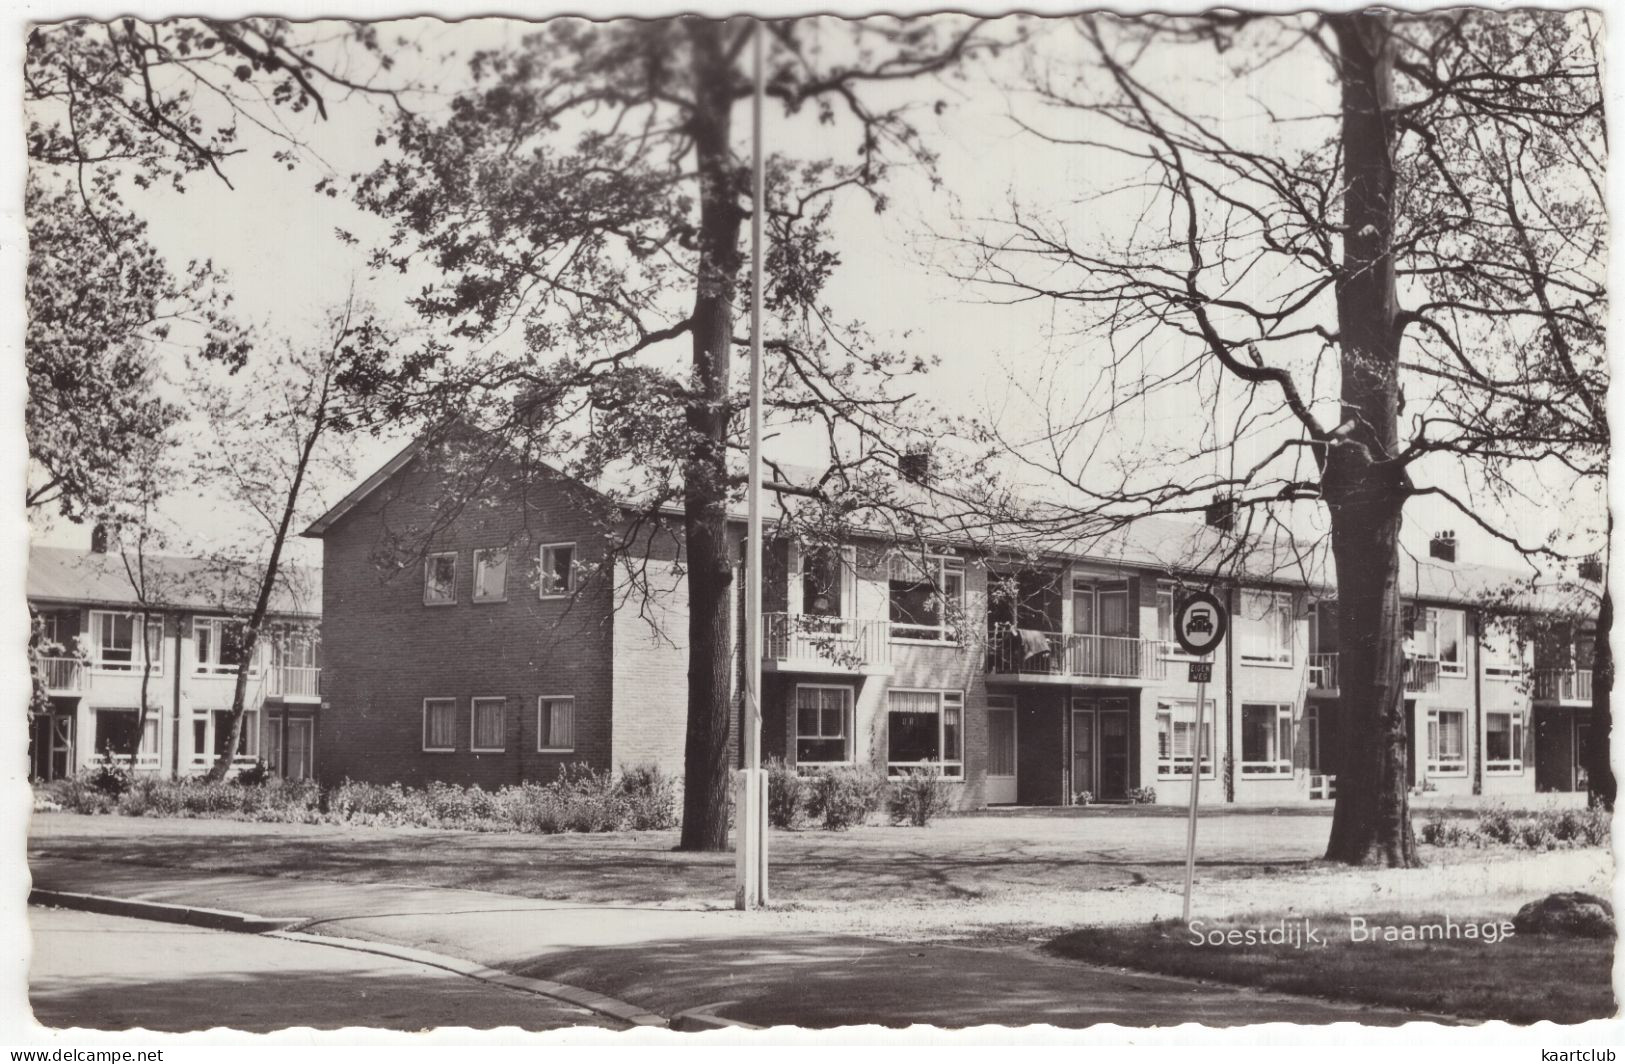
1049, 912, 1616, 1024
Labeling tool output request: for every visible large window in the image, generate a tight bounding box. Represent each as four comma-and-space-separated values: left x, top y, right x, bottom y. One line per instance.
194, 617, 256, 675
1156, 699, 1215, 779
886, 690, 963, 776
473, 548, 508, 602
888, 554, 965, 642
1426, 708, 1467, 776
537, 696, 575, 752
1480, 625, 1524, 680
540, 544, 576, 597
1238, 591, 1293, 665
796, 685, 853, 765
800, 546, 855, 618
1073, 579, 1130, 636
1435, 610, 1466, 676
89, 611, 163, 673
423, 698, 456, 752
471, 697, 506, 752
191, 709, 259, 766
1240, 703, 1293, 777
424, 552, 457, 605
1485, 711, 1524, 774
92, 709, 159, 766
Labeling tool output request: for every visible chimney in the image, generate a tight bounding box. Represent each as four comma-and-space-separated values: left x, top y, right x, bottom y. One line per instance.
90, 521, 119, 554
898, 447, 932, 487
1205, 495, 1235, 533
1429, 531, 1457, 563
1579, 555, 1604, 583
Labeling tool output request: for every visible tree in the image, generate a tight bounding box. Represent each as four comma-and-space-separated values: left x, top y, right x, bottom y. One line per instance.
947, 10, 1605, 864
344, 17, 994, 850
190, 293, 380, 780
25, 17, 397, 520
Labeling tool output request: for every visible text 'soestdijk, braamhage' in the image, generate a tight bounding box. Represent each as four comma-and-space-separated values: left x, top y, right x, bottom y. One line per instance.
1187, 915, 1519, 948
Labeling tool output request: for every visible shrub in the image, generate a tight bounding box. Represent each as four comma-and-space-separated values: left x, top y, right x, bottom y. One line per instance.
45, 776, 114, 815
87, 760, 133, 798
1519, 820, 1557, 851
553, 763, 627, 833
1073, 791, 1094, 807
617, 763, 679, 830
1420, 817, 1482, 848
805, 765, 886, 830
765, 758, 805, 830
887, 765, 955, 827
234, 760, 272, 787
1477, 809, 1517, 845
1126, 786, 1157, 805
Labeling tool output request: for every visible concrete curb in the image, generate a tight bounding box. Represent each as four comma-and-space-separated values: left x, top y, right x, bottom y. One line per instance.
268, 930, 673, 1029
29, 888, 303, 934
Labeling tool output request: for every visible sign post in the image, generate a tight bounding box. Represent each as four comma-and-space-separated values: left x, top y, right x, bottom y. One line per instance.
1172, 590, 1227, 925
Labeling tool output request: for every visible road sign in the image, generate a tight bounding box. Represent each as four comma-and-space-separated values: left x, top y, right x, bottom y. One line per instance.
1187, 661, 1213, 683
1173, 590, 1228, 657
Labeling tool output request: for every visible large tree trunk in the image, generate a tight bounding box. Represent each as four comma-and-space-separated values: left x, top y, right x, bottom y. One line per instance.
677, 18, 745, 852
1322, 12, 1419, 867
1587, 581, 1614, 809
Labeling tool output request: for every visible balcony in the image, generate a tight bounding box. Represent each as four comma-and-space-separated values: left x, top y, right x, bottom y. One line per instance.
1533, 668, 1593, 705
1404, 656, 1441, 694
986, 627, 1167, 684
763, 614, 891, 674
38, 656, 84, 695
1307, 652, 1339, 693
266, 665, 322, 703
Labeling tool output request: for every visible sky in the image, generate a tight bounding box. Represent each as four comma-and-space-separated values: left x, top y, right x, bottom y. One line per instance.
17, 4, 1610, 581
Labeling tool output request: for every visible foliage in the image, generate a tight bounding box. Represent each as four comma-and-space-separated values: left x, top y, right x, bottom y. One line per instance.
86, 759, 133, 798
765, 758, 806, 829
1126, 786, 1157, 805
615, 763, 681, 830
1073, 790, 1094, 806
804, 765, 888, 830
887, 765, 956, 826
1421, 808, 1608, 851
234, 759, 273, 787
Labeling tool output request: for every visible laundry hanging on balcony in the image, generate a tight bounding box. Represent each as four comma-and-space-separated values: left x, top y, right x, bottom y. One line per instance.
1017, 628, 1051, 660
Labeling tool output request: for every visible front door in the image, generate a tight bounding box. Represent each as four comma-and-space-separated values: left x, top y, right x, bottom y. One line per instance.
31, 713, 74, 781
285, 717, 315, 780
1098, 703, 1131, 800
1070, 703, 1095, 802
1535, 708, 1575, 792
985, 696, 1018, 804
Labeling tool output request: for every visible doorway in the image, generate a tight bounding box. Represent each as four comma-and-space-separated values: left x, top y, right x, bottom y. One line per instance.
985, 695, 1018, 804
30, 713, 74, 781
1071, 697, 1131, 801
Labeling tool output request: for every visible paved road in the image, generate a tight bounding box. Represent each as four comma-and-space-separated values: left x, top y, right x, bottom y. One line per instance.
28, 907, 622, 1033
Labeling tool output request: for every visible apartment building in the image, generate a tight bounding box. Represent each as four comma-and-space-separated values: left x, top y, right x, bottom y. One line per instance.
307, 440, 1602, 808
27, 543, 322, 781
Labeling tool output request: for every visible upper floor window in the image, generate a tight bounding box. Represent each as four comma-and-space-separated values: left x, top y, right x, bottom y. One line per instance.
1480, 623, 1524, 680
540, 544, 576, 598
194, 617, 257, 675
89, 610, 162, 673
888, 554, 964, 642
1238, 590, 1293, 665
1309, 600, 1339, 653
424, 552, 457, 605
800, 546, 855, 618
1073, 578, 1130, 638
268, 625, 319, 670
1155, 583, 1177, 643
473, 548, 508, 602
1410, 607, 1465, 675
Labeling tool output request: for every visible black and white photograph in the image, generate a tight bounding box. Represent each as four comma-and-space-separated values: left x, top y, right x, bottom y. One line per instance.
8, 0, 1619, 1045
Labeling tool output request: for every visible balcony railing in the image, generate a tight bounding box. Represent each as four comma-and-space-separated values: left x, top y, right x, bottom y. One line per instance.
1534, 668, 1593, 703
38, 656, 84, 694
764, 614, 890, 670
986, 627, 1167, 681
1308, 652, 1339, 691
266, 665, 322, 701
1404, 656, 1441, 694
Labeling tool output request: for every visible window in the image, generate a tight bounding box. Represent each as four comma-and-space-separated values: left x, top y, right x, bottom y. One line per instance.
537, 696, 574, 752
1241, 703, 1294, 777
540, 544, 576, 597
1156, 699, 1215, 779
92, 709, 159, 766
1481, 624, 1523, 680
1310, 601, 1339, 652
888, 554, 965, 642
191, 709, 258, 766
473, 548, 508, 602
1156, 583, 1176, 642
1238, 590, 1293, 665
194, 618, 256, 675
471, 697, 506, 752
89, 611, 163, 673
1485, 712, 1524, 774
1426, 708, 1467, 776
1435, 609, 1466, 676
796, 685, 853, 764
270, 625, 320, 670
800, 546, 855, 618
424, 552, 457, 605
423, 699, 456, 752
886, 690, 963, 776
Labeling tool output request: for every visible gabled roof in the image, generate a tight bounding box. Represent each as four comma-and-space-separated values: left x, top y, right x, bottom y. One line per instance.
28, 545, 320, 618
302, 435, 426, 538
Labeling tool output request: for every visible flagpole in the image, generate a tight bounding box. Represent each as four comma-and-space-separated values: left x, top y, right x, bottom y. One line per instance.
737, 15, 768, 912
